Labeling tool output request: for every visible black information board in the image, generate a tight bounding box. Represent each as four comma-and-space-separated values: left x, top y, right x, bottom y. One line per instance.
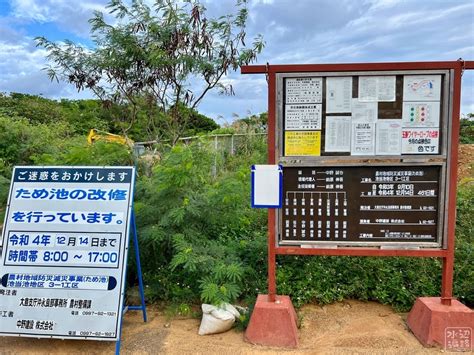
280, 165, 441, 244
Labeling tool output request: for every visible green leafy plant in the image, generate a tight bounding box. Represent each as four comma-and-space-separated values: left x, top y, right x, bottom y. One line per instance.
199, 263, 244, 306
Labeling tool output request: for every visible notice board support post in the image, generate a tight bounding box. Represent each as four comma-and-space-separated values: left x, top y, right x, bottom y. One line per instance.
440, 64, 462, 306
115, 209, 147, 355
267, 68, 277, 302
443, 65, 463, 304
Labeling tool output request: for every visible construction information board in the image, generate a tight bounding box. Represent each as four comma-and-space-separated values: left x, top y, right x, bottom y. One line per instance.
280, 165, 441, 245
0, 166, 135, 341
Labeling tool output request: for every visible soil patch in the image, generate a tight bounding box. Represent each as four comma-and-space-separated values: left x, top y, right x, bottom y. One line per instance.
0, 300, 446, 354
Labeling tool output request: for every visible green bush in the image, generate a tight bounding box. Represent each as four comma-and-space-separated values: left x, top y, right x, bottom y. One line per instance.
33, 137, 132, 166
134, 138, 267, 305
133, 139, 473, 312
0, 114, 69, 169
459, 118, 474, 144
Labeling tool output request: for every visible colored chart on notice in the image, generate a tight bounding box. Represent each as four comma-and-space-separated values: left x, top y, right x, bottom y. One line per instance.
402, 102, 440, 128
284, 131, 321, 156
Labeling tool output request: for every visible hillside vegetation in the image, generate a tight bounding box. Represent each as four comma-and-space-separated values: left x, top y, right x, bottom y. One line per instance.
0, 93, 473, 316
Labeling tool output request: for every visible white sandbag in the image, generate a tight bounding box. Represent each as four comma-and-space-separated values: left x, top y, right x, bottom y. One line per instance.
223, 304, 240, 319
198, 303, 240, 335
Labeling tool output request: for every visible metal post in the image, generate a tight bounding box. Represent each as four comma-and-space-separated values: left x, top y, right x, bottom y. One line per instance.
212, 135, 218, 178
116, 207, 148, 354
441, 65, 462, 306
132, 211, 148, 321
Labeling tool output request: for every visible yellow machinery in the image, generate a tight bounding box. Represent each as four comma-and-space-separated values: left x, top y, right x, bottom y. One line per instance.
87, 129, 134, 147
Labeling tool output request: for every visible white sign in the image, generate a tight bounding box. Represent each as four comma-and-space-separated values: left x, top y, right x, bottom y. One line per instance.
351, 122, 375, 155
251, 165, 282, 208
325, 116, 351, 152
286, 77, 323, 104
0, 166, 135, 341
403, 75, 441, 101
376, 120, 402, 155
351, 99, 377, 123
285, 104, 322, 130
358, 76, 396, 102
402, 128, 439, 154
402, 101, 440, 128
326, 77, 352, 113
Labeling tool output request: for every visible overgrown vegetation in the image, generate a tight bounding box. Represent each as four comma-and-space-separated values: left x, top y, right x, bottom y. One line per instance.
0, 94, 473, 314
460, 116, 474, 144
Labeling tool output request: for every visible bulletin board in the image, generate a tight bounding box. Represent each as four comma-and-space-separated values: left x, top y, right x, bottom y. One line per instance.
241, 60, 469, 305
275, 70, 451, 248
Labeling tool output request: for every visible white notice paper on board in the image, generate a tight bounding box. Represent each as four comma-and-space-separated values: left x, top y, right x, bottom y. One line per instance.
359, 76, 396, 102
285, 103, 322, 130
376, 119, 402, 155
401, 128, 439, 154
325, 116, 351, 152
402, 101, 440, 128
351, 99, 377, 123
351, 122, 375, 155
286, 77, 323, 104
377, 76, 396, 101
358, 76, 377, 101
326, 77, 352, 113
251, 165, 281, 207
403, 75, 441, 101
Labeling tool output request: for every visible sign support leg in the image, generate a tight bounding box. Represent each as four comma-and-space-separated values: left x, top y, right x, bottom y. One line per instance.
129, 211, 148, 321
115, 317, 123, 355
441, 256, 454, 305
268, 209, 277, 302
115, 209, 148, 354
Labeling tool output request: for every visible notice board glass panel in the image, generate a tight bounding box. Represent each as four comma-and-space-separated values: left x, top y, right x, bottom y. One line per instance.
279, 165, 442, 246
280, 73, 446, 158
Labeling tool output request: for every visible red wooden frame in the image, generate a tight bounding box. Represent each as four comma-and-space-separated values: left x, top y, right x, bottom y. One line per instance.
242, 60, 472, 304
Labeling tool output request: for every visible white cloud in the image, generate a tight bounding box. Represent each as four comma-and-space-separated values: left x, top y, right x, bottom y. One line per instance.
2, 0, 474, 117
10, 0, 108, 37
0, 35, 89, 97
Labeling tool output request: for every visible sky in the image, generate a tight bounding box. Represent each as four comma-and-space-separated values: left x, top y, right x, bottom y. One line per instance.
0, 0, 473, 125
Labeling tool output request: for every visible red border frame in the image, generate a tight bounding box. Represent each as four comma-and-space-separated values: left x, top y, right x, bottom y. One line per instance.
242, 60, 471, 304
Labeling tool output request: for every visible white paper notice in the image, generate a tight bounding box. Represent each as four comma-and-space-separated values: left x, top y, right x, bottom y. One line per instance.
351, 99, 377, 123
285, 103, 322, 130
402, 101, 440, 128
401, 128, 439, 154
403, 75, 441, 101
351, 122, 375, 155
252, 165, 281, 207
286, 77, 323, 104
359, 76, 396, 102
377, 76, 396, 101
325, 116, 351, 152
376, 119, 402, 155
358, 76, 377, 101
326, 77, 352, 113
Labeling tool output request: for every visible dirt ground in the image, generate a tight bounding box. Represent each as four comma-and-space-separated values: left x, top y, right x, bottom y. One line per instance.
0, 300, 456, 355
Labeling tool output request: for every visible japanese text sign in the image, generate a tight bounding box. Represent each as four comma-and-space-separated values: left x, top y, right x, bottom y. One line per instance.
0, 166, 135, 341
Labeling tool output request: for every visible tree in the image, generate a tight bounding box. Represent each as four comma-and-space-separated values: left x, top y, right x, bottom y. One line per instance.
36, 0, 264, 143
